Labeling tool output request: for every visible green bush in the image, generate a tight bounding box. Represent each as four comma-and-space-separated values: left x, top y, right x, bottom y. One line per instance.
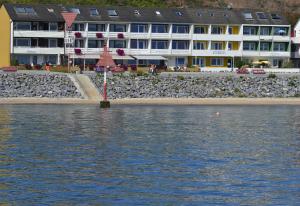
177, 75, 185, 81
268, 73, 277, 79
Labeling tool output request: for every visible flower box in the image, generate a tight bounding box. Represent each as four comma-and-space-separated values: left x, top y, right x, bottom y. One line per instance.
96, 32, 104, 38
74, 48, 82, 55
117, 33, 124, 39
116, 49, 125, 56
74, 32, 82, 38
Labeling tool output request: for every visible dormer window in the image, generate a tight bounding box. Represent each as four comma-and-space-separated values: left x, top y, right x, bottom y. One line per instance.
108, 9, 118, 17
197, 12, 202, 17
243, 12, 253, 20
176, 11, 182, 16
256, 12, 267, 20
47, 8, 54, 13
271, 13, 281, 20
70, 8, 80, 14
134, 10, 140, 16
210, 13, 214, 17
90, 8, 99, 16
25, 7, 36, 14
155, 11, 161, 16
14, 7, 36, 15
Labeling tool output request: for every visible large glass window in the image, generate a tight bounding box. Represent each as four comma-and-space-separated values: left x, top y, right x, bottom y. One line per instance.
49, 23, 58, 31
15, 55, 30, 64
211, 26, 224, 34
243, 26, 258, 35
194, 26, 207, 34
193, 41, 206, 50
131, 24, 148, 33
172, 40, 189, 50
243, 42, 257, 51
260, 27, 271, 35
130, 39, 148, 49
260, 42, 271, 51
88, 40, 104, 48
15, 22, 31, 30
152, 24, 168, 33
109, 40, 126, 48
192, 57, 205, 67
74, 39, 84, 48
109, 24, 126, 32
151, 40, 168, 49
172, 25, 190, 33
88, 24, 105, 32
211, 58, 224, 66
211, 42, 223, 50
14, 38, 31, 47
72, 23, 85, 31
90, 8, 99, 16
273, 42, 287, 51
273, 27, 289, 36
176, 57, 185, 66
48, 39, 57, 47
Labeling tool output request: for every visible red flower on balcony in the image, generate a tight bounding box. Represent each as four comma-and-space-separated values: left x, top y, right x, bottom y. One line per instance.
96, 32, 104, 38
116, 49, 125, 56
74, 32, 82, 38
117, 33, 124, 39
74, 48, 82, 55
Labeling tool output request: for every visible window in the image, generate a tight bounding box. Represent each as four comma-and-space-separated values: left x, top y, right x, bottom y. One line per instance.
271, 13, 281, 20
228, 42, 232, 50
256, 12, 267, 19
74, 39, 84, 48
108, 9, 118, 17
172, 40, 189, 50
210, 13, 214, 17
243, 12, 253, 20
260, 27, 271, 35
175, 11, 182, 16
243, 26, 257, 35
194, 26, 206, 34
49, 23, 58, 31
131, 24, 148, 33
14, 38, 31, 47
274, 27, 288, 36
88, 24, 105, 32
130, 39, 148, 49
172, 25, 189, 33
48, 39, 57, 47
243, 42, 257, 51
197, 12, 202, 17
72, 23, 84, 31
15, 55, 30, 64
109, 24, 126, 32
47, 8, 54, 13
151, 40, 168, 49
88, 40, 104, 48
211, 26, 224, 34
211, 42, 223, 50
273, 42, 287, 51
192, 57, 205, 67
14, 7, 36, 14
15, 22, 31, 30
176, 57, 185, 66
70, 8, 80, 14
109, 40, 126, 48
193, 41, 206, 50
47, 55, 57, 65
211, 58, 224, 66
260, 42, 271, 51
152, 24, 168, 33
134, 10, 140, 16
228, 27, 233, 34
90, 8, 99, 16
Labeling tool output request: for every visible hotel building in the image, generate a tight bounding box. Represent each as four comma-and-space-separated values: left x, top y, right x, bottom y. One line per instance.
0, 4, 292, 69
291, 19, 300, 67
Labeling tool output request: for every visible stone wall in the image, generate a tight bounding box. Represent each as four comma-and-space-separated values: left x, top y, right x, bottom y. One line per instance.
0, 72, 82, 98
89, 73, 300, 99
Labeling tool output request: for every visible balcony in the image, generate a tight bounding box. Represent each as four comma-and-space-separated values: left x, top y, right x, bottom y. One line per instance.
192, 50, 241, 57
291, 51, 300, 58
14, 30, 64, 38
272, 35, 290, 42
13, 47, 64, 54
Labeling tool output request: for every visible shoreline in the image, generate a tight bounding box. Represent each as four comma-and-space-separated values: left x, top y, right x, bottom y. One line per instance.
1, 98, 300, 105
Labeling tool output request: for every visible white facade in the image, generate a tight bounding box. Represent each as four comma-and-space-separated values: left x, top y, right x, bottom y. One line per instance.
291, 19, 300, 67
11, 21, 291, 68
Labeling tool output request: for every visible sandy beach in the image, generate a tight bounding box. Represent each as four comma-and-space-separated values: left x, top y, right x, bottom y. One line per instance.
1, 97, 300, 105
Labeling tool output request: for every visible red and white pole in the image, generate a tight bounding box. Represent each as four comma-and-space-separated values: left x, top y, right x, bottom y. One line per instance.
103, 67, 107, 101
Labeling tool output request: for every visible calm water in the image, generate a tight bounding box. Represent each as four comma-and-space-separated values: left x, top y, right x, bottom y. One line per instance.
0, 105, 300, 205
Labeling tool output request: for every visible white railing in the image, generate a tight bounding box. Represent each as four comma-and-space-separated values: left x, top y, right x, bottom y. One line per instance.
13, 47, 64, 54
14, 30, 64, 38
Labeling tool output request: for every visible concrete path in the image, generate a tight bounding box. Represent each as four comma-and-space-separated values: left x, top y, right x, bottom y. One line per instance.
70, 74, 102, 101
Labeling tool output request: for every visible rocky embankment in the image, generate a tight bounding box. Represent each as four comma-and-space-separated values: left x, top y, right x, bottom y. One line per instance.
0, 72, 82, 98
89, 73, 300, 99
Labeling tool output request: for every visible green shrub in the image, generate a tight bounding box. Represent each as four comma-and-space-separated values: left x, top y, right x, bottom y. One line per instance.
177, 75, 185, 81
268, 73, 277, 79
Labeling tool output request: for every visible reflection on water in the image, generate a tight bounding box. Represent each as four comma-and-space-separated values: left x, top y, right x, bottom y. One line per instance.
0, 105, 300, 205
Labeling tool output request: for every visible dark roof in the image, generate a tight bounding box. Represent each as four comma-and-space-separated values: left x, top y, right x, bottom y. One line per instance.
2, 3, 290, 25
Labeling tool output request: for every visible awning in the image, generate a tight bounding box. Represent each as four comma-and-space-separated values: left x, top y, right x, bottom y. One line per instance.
112, 55, 134, 60
133, 55, 167, 60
